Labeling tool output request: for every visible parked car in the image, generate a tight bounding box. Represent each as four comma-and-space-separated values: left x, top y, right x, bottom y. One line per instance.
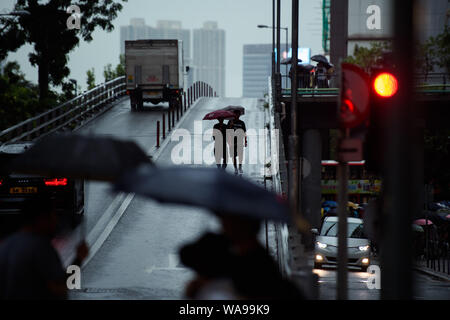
0, 143, 84, 239
312, 216, 371, 271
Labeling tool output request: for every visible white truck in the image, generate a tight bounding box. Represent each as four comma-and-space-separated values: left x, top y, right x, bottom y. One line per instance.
125, 39, 185, 111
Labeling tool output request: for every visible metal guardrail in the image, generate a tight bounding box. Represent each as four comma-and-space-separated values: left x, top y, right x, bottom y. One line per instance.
280, 72, 450, 96
0, 76, 127, 145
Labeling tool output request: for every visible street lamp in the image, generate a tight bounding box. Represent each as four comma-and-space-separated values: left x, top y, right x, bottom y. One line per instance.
257, 24, 289, 88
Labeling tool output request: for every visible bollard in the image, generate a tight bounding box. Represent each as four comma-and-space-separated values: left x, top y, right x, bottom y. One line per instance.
156, 121, 160, 148
172, 108, 175, 127
168, 110, 171, 132
184, 92, 187, 112
162, 113, 166, 139
177, 103, 180, 121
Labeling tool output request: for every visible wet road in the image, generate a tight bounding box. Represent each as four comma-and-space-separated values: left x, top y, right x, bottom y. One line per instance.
69, 96, 268, 299
315, 264, 450, 299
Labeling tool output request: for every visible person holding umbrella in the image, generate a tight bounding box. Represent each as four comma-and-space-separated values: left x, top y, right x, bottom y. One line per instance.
0, 197, 89, 299
227, 110, 247, 175
213, 117, 228, 169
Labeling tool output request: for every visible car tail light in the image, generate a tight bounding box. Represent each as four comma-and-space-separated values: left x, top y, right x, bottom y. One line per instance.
0, 179, 3, 186
44, 178, 68, 186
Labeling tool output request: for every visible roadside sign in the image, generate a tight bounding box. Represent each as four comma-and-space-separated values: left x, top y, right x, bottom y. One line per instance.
339, 63, 370, 128
338, 138, 363, 162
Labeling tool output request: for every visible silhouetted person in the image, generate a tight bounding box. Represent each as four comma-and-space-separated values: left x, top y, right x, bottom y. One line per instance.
227, 111, 247, 175
0, 197, 88, 300
180, 215, 305, 300
315, 61, 329, 88
213, 118, 228, 169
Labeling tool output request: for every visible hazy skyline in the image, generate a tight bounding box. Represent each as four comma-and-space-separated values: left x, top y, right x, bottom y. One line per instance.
1, 0, 323, 97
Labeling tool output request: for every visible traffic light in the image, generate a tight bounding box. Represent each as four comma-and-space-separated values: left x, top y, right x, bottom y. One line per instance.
364, 67, 400, 174
372, 72, 399, 98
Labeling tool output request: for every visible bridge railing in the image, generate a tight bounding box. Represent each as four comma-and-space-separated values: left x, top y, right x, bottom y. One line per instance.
0, 76, 126, 145
281, 72, 450, 96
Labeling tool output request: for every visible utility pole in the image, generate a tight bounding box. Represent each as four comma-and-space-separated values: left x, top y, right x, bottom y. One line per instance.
272, 0, 276, 78
289, 0, 300, 217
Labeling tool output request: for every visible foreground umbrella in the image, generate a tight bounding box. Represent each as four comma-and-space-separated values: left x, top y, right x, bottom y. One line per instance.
114, 164, 291, 222
11, 133, 152, 181
203, 110, 235, 120
413, 219, 433, 226
220, 105, 245, 116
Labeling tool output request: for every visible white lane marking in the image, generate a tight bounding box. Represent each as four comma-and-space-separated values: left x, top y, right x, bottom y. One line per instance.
85, 192, 126, 245
82, 193, 134, 268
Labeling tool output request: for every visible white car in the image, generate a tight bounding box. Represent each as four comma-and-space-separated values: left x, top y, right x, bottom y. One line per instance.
312, 217, 371, 271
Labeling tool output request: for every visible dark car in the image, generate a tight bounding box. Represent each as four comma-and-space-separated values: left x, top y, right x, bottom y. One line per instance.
0, 143, 84, 239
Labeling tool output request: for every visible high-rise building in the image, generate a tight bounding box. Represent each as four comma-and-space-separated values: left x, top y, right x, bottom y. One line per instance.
193, 21, 226, 97
242, 44, 290, 98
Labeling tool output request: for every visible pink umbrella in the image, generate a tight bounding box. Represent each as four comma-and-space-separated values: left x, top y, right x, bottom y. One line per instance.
447, 214, 450, 220
203, 109, 235, 120
413, 219, 434, 226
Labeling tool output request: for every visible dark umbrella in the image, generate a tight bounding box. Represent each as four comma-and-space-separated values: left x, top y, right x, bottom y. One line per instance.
281, 57, 302, 65
203, 110, 235, 120
220, 105, 245, 116
113, 164, 291, 222
311, 54, 329, 65
11, 133, 152, 181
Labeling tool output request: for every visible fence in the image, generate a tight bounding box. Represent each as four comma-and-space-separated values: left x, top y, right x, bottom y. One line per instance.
0, 77, 217, 146
0, 76, 127, 145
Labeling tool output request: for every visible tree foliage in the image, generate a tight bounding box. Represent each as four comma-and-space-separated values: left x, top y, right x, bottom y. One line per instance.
0, 61, 39, 130
0, 0, 127, 105
344, 42, 391, 73
103, 54, 125, 82
86, 68, 95, 90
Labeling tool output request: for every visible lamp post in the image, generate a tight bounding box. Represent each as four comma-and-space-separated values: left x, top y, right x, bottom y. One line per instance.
257, 25, 289, 88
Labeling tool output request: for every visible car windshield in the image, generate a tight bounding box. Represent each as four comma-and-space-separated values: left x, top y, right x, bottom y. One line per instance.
320, 221, 366, 239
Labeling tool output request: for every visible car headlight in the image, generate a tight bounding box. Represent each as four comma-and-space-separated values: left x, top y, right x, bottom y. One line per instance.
358, 245, 370, 252
317, 241, 327, 249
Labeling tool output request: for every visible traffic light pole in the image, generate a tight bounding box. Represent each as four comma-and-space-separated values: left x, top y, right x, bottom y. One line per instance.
380, 0, 419, 300
289, 0, 299, 218
337, 129, 349, 300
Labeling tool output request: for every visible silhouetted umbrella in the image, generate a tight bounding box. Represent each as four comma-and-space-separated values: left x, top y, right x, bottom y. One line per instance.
281, 57, 302, 65
11, 133, 152, 181
203, 110, 235, 120
311, 54, 329, 64
220, 105, 245, 115
114, 164, 291, 222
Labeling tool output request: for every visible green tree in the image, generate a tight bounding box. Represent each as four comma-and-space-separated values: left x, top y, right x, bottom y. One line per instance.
0, 61, 40, 130
103, 63, 115, 82
0, 0, 127, 105
86, 68, 95, 90
344, 42, 391, 73
427, 25, 450, 75
115, 54, 125, 77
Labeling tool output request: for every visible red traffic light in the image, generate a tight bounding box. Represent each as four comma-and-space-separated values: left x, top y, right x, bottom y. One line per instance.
373, 72, 398, 98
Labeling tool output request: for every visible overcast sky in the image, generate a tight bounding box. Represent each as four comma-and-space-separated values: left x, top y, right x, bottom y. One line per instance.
1, 0, 323, 97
